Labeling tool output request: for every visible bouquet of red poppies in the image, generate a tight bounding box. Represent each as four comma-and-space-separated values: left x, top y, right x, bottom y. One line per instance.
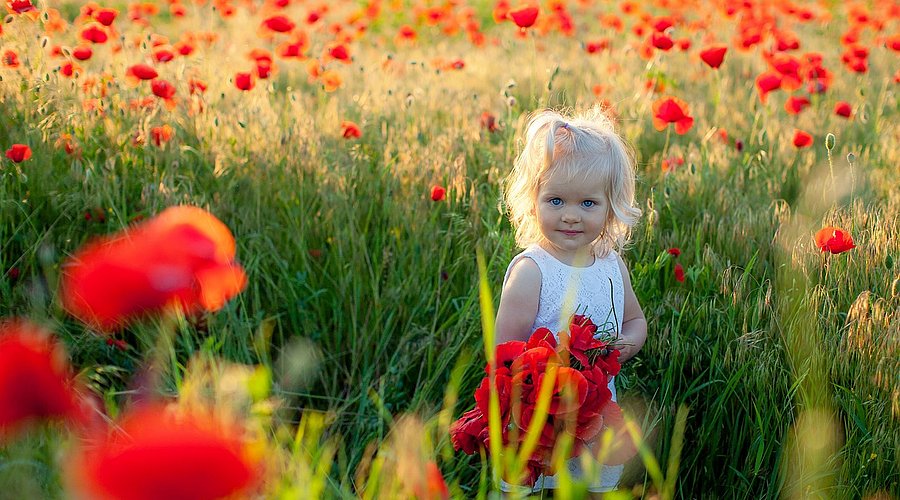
450, 315, 636, 487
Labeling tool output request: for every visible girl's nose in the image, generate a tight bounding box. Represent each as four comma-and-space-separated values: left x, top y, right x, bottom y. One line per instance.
561, 210, 580, 223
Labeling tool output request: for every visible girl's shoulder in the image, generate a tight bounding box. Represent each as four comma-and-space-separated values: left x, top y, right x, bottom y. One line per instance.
503, 248, 542, 289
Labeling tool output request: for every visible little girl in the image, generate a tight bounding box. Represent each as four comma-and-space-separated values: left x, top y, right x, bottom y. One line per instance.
495, 107, 648, 494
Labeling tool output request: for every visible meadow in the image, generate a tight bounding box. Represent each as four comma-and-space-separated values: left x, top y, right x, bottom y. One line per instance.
0, 0, 898, 498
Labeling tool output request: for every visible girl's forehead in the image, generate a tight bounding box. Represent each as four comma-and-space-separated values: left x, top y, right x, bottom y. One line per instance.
539, 170, 607, 195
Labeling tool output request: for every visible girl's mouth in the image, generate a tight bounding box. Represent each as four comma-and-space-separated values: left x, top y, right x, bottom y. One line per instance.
560, 230, 581, 236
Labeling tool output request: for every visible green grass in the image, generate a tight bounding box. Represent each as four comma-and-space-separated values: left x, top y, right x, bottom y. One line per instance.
1, 1, 899, 497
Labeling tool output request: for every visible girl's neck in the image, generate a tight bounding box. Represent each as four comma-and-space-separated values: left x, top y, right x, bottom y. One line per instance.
537, 242, 595, 268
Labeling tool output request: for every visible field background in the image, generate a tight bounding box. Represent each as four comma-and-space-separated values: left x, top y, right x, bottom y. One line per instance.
0, 0, 898, 497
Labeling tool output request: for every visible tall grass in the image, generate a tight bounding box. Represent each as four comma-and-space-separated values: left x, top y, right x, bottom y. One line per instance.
1, 0, 898, 497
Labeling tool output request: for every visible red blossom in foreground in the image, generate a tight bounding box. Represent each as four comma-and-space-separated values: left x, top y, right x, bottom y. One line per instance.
652, 96, 694, 134
59, 205, 247, 331
792, 129, 813, 148
431, 185, 446, 202
508, 5, 539, 28
0, 320, 86, 439
5, 144, 31, 163
340, 120, 361, 139
667, 247, 681, 257
815, 226, 855, 254
68, 405, 260, 500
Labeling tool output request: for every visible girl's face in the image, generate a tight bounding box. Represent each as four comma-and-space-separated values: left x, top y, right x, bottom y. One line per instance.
534, 169, 609, 265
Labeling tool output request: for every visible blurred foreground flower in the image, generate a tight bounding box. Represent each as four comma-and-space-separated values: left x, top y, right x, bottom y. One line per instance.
815, 226, 855, 254
68, 405, 261, 500
60, 206, 247, 332
0, 320, 86, 439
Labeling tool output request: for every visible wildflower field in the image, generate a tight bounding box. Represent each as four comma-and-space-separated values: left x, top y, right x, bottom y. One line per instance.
1, 0, 898, 498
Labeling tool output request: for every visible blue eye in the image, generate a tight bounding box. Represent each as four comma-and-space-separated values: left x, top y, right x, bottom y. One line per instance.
582, 200, 595, 208
549, 198, 563, 206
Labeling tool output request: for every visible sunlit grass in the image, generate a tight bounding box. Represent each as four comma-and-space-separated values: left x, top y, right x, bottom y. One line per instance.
1, 0, 898, 497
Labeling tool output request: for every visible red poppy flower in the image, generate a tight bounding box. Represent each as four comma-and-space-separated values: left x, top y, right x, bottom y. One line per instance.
234, 72, 255, 91
397, 24, 417, 42
652, 96, 694, 134
650, 32, 674, 51
1, 49, 19, 68
189, 78, 207, 95
151, 79, 176, 99
508, 5, 539, 29
326, 43, 351, 63
589, 403, 639, 465
340, 120, 361, 139
584, 39, 609, 54
126, 64, 158, 82
68, 405, 260, 500
430, 185, 446, 202
480, 112, 498, 132
154, 47, 175, 63
174, 41, 195, 56
59, 205, 247, 331
792, 129, 813, 148
450, 407, 485, 454
93, 7, 117, 26
262, 15, 295, 33
667, 247, 681, 257
755, 71, 782, 103
6, 0, 34, 14
674, 263, 685, 283
784, 95, 810, 115
150, 125, 174, 146
5, 144, 31, 163
69, 46, 92, 61
544, 366, 588, 414
0, 320, 86, 439
834, 101, 852, 118
815, 226, 855, 254
699, 45, 727, 68
80, 24, 108, 44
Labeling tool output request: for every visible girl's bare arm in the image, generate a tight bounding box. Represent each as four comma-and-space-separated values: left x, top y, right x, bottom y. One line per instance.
616, 255, 647, 362
494, 258, 541, 347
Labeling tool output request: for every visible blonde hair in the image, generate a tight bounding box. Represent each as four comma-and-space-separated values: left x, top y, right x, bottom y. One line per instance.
503, 106, 641, 256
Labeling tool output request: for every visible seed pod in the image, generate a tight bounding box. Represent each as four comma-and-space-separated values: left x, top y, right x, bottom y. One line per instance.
825, 133, 835, 151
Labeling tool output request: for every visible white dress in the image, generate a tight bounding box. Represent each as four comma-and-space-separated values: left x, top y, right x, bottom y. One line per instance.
499, 244, 626, 493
